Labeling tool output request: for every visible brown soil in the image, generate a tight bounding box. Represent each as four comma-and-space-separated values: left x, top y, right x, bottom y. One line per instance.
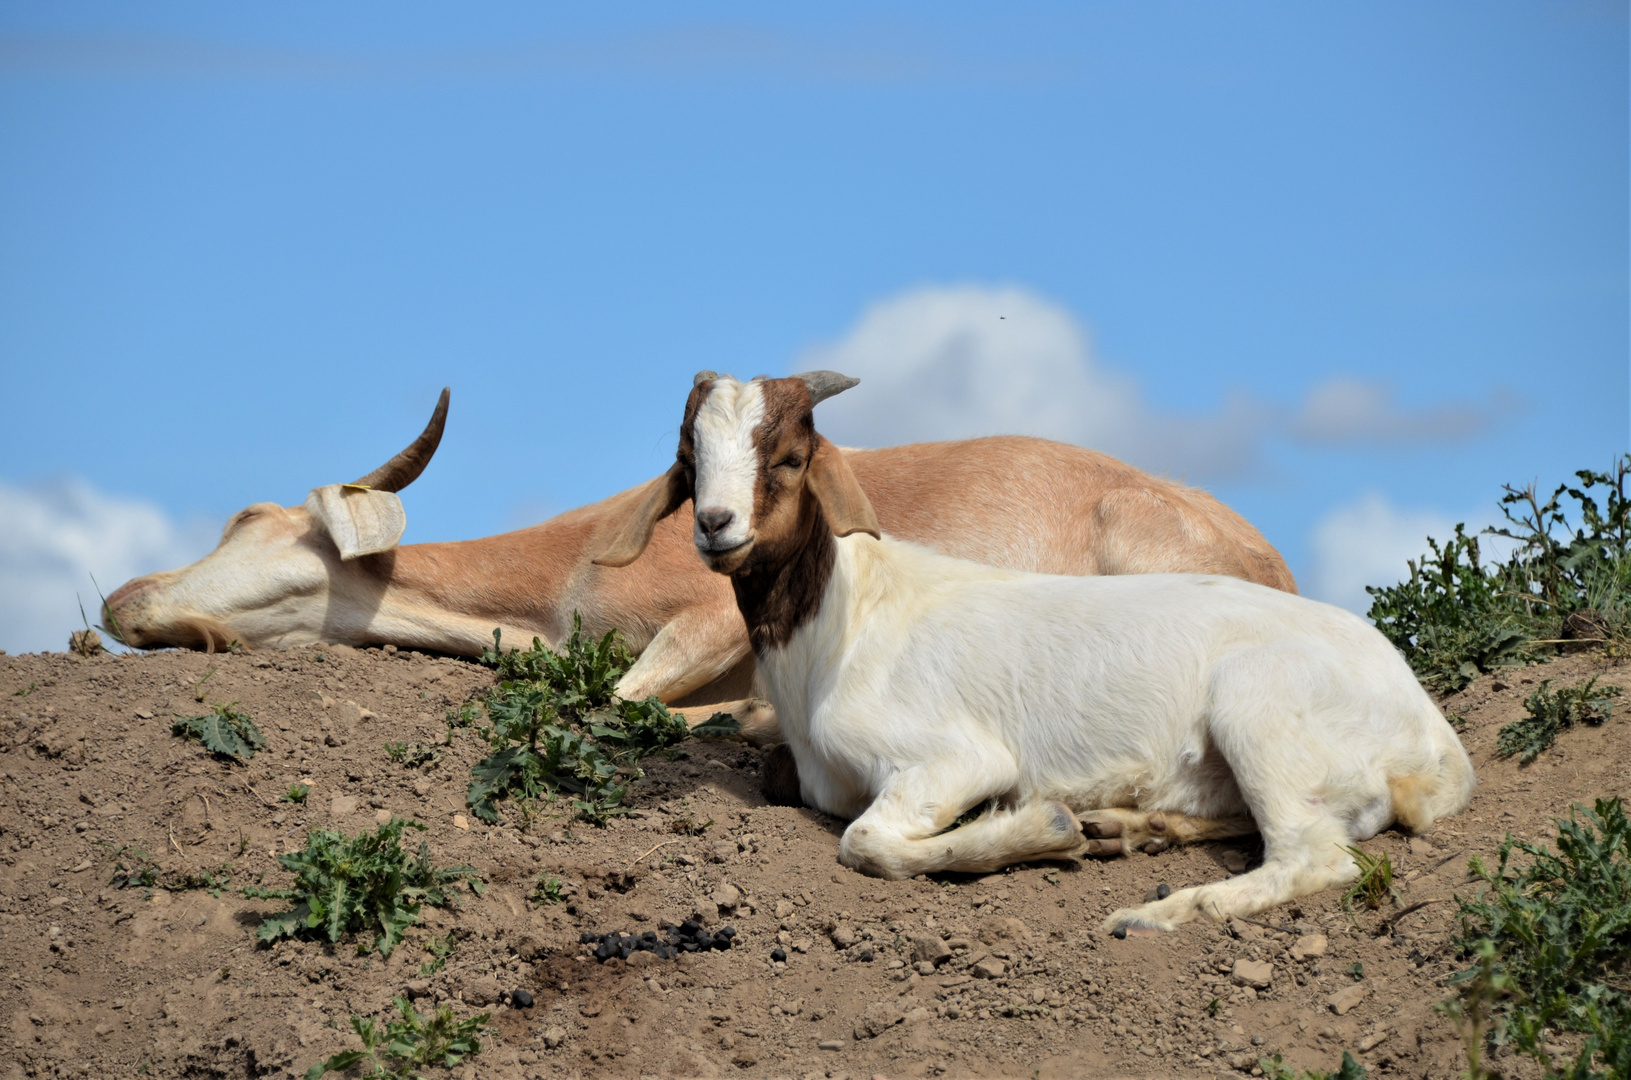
1, 644, 1626, 1080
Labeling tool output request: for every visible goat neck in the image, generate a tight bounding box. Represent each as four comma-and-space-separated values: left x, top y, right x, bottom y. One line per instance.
728, 489, 837, 655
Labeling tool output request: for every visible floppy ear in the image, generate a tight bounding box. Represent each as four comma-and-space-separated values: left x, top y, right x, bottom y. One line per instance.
805, 436, 880, 539
304, 484, 407, 560
592, 462, 692, 567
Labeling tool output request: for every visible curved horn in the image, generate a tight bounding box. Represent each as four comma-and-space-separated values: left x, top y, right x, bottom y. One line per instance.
351, 387, 450, 493
793, 370, 859, 406
694, 370, 718, 388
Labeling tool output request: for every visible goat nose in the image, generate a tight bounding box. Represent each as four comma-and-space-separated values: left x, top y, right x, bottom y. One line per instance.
695, 507, 735, 538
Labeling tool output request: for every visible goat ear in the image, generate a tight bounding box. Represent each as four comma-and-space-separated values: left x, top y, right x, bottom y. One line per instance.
805, 436, 880, 539
304, 484, 407, 560
592, 461, 691, 567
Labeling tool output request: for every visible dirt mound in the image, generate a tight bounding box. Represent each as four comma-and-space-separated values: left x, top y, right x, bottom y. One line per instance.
1, 643, 1625, 1079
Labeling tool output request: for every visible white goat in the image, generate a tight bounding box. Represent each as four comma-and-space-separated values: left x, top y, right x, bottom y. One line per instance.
595, 371, 1476, 932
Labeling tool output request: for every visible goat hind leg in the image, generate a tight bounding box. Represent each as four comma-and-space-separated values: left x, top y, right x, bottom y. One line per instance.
1102, 815, 1356, 933
1079, 808, 1257, 856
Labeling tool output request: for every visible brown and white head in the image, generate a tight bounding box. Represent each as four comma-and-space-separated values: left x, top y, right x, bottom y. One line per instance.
593, 371, 880, 579
100, 390, 449, 652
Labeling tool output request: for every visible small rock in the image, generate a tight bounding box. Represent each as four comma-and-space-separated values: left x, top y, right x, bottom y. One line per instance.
1228, 917, 1265, 941
460, 975, 502, 1006
709, 841, 737, 863
1358, 1029, 1390, 1052
818, 1039, 844, 1051
1232, 959, 1273, 989
978, 916, 1029, 944
543, 1026, 567, 1048
511, 989, 534, 1008
909, 933, 953, 967
1327, 982, 1370, 1016
854, 1002, 903, 1039
404, 979, 433, 999
134, 709, 153, 720
329, 794, 360, 818
830, 925, 857, 949
515, 934, 546, 962
452, 814, 469, 830
374, 809, 392, 826
626, 949, 659, 968
775, 899, 797, 919
914, 961, 936, 976
971, 957, 1007, 979
712, 883, 742, 911
904, 1006, 932, 1024
1407, 836, 1436, 857
1291, 933, 1328, 961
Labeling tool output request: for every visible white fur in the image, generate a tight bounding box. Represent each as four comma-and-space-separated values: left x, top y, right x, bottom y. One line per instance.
755, 534, 1475, 931
691, 378, 765, 553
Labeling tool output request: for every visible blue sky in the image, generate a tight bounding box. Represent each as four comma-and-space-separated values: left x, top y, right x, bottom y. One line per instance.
1, 2, 1626, 651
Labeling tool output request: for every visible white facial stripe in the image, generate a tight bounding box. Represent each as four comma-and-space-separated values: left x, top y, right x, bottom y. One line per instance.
692, 378, 765, 550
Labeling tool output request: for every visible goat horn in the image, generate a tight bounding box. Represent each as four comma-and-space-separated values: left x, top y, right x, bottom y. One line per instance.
694, 370, 718, 388
351, 387, 450, 493
793, 370, 860, 406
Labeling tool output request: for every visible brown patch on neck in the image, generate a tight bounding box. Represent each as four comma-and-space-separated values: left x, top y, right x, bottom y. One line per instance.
730, 491, 835, 654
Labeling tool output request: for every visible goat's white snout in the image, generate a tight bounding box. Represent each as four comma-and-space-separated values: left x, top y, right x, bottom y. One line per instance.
690, 378, 765, 556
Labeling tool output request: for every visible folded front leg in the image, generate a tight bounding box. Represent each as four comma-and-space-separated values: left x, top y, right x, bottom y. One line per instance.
838, 756, 1084, 879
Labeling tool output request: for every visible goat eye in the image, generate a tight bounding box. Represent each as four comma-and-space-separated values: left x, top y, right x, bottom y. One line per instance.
775, 455, 804, 470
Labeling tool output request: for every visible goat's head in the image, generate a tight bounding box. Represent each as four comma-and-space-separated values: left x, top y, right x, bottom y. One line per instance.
593, 372, 879, 576
101, 389, 449, 651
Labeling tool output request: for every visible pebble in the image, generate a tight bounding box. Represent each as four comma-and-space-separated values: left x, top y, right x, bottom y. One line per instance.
1291, 933, 1328, 961
1327, 982, 1369, 1015
1232, 959, 1273, 989
543, 1026, 567, 1048
771, 947, 787, 962
818, 1040, 843, 1051
510, 989, 534, 1008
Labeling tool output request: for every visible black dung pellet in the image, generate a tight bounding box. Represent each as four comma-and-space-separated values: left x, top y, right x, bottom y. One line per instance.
720, 926, 737, 938
1156, 883, 1171, 900
681, 919, 702, 934
683, 941, 700, 952
511, 989, 534, 1008
770, 947, 787, 962
580, 931, 597, 944
641, 931, 658, 943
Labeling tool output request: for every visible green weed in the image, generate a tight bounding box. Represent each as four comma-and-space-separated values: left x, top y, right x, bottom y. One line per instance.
530, 874, 565, 905
1259, 1051, 1367, 1080
105, 845, 232, 896
243, 817, 481, 958
1341, 846, 1399, 914
13, 682, 35, 697
303, 996, 489, 1080
1447, 798, 1631, 1079
284, 783, 310, 804
465, 615, 691, 826
1497, 677, 1623, 765
171, 703, 265, 762
1368, 458, 1631, 691
419, 932, 456, 976
385, 742, 441, 769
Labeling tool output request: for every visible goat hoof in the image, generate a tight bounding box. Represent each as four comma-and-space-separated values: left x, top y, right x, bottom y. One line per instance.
1083, 838, 1124, 857
1148, 811, 1167, 832
1142, 838, 1170, 855
1111, 925, 1127, 939
1080, 815, 1124, 839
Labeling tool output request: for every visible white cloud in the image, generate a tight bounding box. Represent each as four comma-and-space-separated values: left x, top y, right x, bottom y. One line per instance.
794, 284, 1272, 481
0, 478, 218, 654
1289, 377, 1505, 448
1305, 492, 1519, 615
790, 285, 1502, 482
